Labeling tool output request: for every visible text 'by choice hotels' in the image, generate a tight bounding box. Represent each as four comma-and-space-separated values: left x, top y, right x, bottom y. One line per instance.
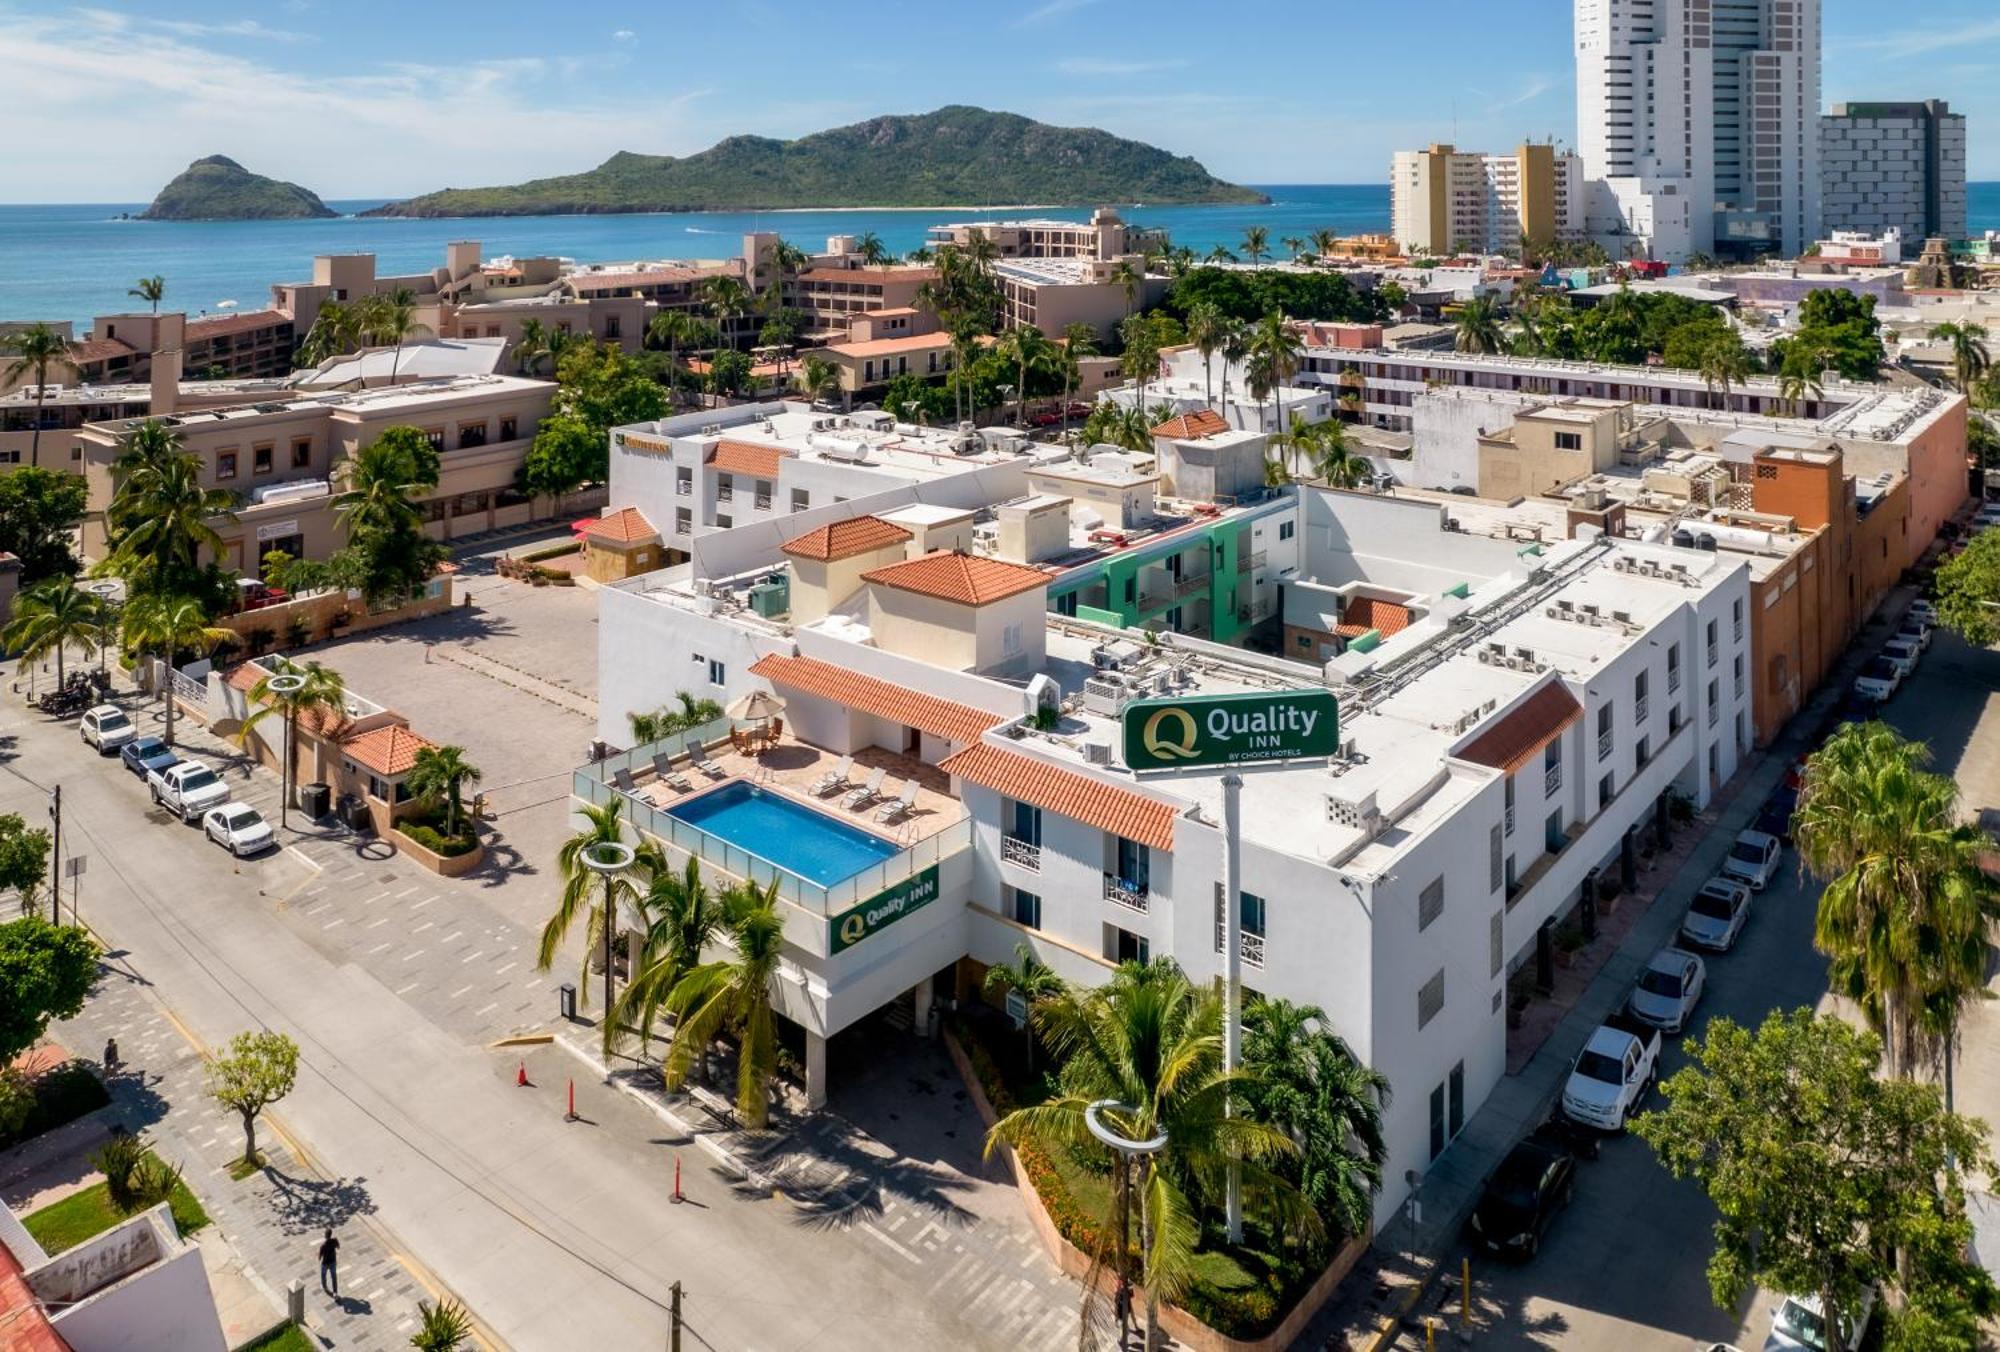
1121, 690, 1340, 772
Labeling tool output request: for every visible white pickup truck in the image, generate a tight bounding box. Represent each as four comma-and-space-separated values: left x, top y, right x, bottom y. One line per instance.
149, 759, 231, 824
1560, 1012, 1661, 1131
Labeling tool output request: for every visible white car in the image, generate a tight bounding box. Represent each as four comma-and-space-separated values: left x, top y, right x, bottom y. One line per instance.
1908, 598, 1938, 626
1851, 656, 1900, 703
79, 705, 136, 752
149, 759, 231, 823
1722, 830, 1783, 891
1763, 1287, 1876, 1352
1560, 1015, 1660, 1131
1893, 620, 1930, 654
203, 802, 275, 857
1629, 946, 1707, 1034
1878, 639, 1919, 680
1681, 877, 1752, 951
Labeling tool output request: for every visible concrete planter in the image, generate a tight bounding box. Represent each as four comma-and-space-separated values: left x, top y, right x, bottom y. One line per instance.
391, 825, 485, 877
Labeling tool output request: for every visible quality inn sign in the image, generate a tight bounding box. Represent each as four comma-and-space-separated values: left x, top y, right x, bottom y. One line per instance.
1122, 690, 1339, 772
828, 865, 941, 954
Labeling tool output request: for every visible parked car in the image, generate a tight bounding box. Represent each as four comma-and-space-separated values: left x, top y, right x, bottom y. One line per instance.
1467, 1139, 1576, 1259
1721, 829, 1783, 891
1629, 946, 1707, 1034
149, 759, 230, 823
79, 704, 136, 753
1851, 657, 1901, 703
202, 802, 275, 856
1908, 598, 1938, 626
1763, 1286, 1876, 1352
1755, 784, 1799, 843
1561, 1013, 1660, 1131
1681, 877, 1753, 952
1878, 638, 1920, 680
121, 737, 180, 779
1527, 1111, 1601, 1162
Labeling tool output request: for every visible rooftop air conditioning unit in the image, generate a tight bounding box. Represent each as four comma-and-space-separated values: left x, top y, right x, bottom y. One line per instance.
1083, 741, 1111, 765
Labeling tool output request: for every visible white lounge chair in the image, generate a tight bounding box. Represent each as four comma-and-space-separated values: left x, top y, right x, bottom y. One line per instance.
688, 745, 727, 779
844, 766, 887, 810
875, 781, 916, 824
811, 754, 853, 797
652, 752, 693, 793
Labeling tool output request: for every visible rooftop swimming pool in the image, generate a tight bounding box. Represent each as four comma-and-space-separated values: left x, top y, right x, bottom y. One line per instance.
664, 781, 900, 887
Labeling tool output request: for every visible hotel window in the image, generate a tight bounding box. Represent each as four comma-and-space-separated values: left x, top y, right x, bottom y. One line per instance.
1555, 431, 1583, 451
423, 428, 445, 453
715, 514, 732, 529
1007, 886, 1042, 930
1489, 825, 1503, 892
790, 488, 810, 512
1417, 968, 1445, 1030
252, 443, 273, 474
675, 506, 691, 534
216, 452, 237, 480
1418, 876, 1445, 931
458, 421, 488, 449
706, 659, 725, 687
864, 361, 876, 382
499, 416, 517, 441
1279, 521, 1295, 541
1105, 925, 1149, 965
1733, 654, 1745, 700
605, 316, 622, 340
754, 480, 772, 510
716, 472, 734, 501
291, 438, 312, 468
676, 467, 693, 496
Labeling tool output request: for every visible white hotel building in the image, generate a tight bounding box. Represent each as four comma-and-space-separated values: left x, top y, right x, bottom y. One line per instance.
580, 443, 1751, 1230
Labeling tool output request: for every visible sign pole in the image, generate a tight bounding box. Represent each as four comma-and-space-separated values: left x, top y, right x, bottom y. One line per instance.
1222, 769, 1243, 1245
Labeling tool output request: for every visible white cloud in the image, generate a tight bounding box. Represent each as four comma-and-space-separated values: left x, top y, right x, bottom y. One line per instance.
75, 9, 312, 42
1837, 17, 2000, 59
1055, 57, 1188, 77
612, 29, 636, 42
1015, 0, 1098, 27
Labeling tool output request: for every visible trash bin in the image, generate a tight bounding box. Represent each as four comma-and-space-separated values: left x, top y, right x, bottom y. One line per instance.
338, 794, 372, 832
300, 782, 331, 820
559, 983, 578, 1022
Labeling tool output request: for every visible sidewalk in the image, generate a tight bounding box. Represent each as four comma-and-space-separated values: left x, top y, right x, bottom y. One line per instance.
1298, 586, 1912, 1350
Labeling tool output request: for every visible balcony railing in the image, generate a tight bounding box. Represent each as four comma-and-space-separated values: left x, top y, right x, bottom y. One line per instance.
1597, 728, 1613, 761
1001, 835, 1041, 872
755, 493, 772, 511
1733, 618, 1744, 643
1214, 921, 1266, 968
676, 479, 692, 496
1236, 550, 1268, 574
1634, 695, 1649, 725
716, 483, 733, 501
1103, 873, 1150, 912
1175, 572, 1211, 598
1544, 762, 1562, 796
1708, 702, 1719, 728
1707, 643, 1718, 668
1504, 803, 1515, 835
1668, 667, 1681, 695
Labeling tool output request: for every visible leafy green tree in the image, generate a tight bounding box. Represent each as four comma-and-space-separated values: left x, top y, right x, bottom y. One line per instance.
607, 854, 719, 1058
120, 594, 232, 747
981, 943, 1065, 1075
1697, 331, 1752, 412
1240, 997, 1387, 1242
0, 1068, 32, 1139
1929, 321, 1991, 398
128, 275, 166, 314
1772, 289, 1884, 381
1576, 287, 1648, 364
994, 324, 1057, 428
1634, 1010, 1995, 1352
0, 814, 52, 912
0, 468, 88, 582
1452, 294, 1504, 355
1934, 523, 2000, 645
1659, 313, 1733, 371
0, 918, 98, 1060
406, 745, 480, 837
519, 413, 601, 505
1244, 310, 1304, 439
881, 373, 953, 425
333, 426, 444, 605
541, 800, 641, 1011
4, 577, 102, 687
707, 348, 753, 402
0, 323, 77, 469
99, 418, 236, 602
1081, 401, 1151, 454
662, 879, 785, 1127
205, 1030, 299, 1167
796, 354, 840, 408
1163, 268, 1377, 326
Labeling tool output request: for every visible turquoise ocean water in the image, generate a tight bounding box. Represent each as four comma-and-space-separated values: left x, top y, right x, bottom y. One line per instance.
4, 182, 1999, 326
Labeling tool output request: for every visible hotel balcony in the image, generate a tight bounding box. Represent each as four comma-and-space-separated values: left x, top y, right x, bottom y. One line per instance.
1102, 873, 1150, 913
1001, 835, 1042, 871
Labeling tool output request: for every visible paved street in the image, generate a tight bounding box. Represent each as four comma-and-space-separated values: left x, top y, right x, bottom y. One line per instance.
0, 651, 1079, 1351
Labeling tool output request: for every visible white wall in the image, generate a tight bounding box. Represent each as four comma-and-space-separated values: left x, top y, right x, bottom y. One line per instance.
1408, 389, 1540, 491
1301, 487, 1522, 595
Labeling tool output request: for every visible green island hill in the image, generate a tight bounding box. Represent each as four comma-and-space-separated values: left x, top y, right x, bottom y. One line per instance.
138, 155, 337, 221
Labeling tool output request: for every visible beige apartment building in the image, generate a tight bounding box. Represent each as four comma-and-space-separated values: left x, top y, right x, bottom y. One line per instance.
1390, 143, 1585, 254
76, 374, 557, 574
926, 207, 1156, 260
1475, 398, 1672, 499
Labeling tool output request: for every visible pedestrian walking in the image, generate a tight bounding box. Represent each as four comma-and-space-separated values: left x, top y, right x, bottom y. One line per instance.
318, 1228, 340, 1297
101, 1037, 118, 1073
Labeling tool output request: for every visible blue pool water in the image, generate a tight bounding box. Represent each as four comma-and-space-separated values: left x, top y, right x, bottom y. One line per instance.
666, 781, 899, 887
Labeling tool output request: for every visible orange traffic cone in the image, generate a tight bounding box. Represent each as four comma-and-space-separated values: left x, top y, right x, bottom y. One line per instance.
516, 1061, 528, 1087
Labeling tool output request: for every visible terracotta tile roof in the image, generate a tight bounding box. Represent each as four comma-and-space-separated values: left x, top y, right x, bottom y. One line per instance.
861, 551, 1049, 606
941, 743, 1177, 852
340, 724, 436, 777
1457, 681, 1582, 774
67, 337, 139, 365
224, 663, 264, 693
796, 267, 937, 284
186, 308, 291, 339
707, 439, 789, 478
1333, 597, 1411, 639
825, 332, 954, 359
780, 515, 913, 562
1150, 408, 1229, 439
0, 1232, 68, 1352
579, 506, 658, 545
748, 653, 1001, 743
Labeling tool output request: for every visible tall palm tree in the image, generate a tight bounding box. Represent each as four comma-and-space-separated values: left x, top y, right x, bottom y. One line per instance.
1204, 245, 1237, 265
128, 276, 166, 314
1699, 334, 1750, 412
1240, 997, 1389, 1242
406, 744, 481, 837
1, 323, 77, 469
511, 317, 552, 376
3, 577, 101, 688
1281, 236, 1306, 262
1184, 302, 1225, 410
100, 420, 235, 595
1452, 294, 1504, 356
1119, 313, 1164, 425
1216, 316, 1250, 424
239, 661, 348, 826
1240, 227, 1270, 271
359, 287, 430, 385
542, 799, 643, 1014
995, 324, 1055, 429
796, 354, 840, 409
1244, 310, 1304, 441
1287, 419, 1369, 488
1108, 259, 1141, 318
855, 232, 890, 267
1794, 722, 1999, 1087
1057, 322, 1098, 435
662, 878, 785, 1127
607, 854, 720, 1059
333, 435, 433, 541
700, 276, 753, 350
1931, 321, 1991, 398
120, 595, 231, 747
982, 943, 1066, 1075
989, 961, 1314, 1349
295, 300, 359, 370
1310, 228, 1339, 261
645, 310, 702, 398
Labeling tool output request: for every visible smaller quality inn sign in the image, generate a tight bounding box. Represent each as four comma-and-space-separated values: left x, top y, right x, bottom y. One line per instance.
1122, 690, 1339, 772
828, 865, 941, 955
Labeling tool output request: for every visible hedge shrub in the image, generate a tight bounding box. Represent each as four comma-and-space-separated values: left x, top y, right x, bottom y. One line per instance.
396, 819, 478, 858
0, 1061, 110, 1150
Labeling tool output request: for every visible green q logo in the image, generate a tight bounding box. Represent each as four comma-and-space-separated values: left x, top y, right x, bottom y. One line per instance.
839, 912, 868, 946
1142, 707, 1199, 761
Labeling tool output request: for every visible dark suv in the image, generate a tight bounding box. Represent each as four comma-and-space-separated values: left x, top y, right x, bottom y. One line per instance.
1468, 1139, 1576, 1260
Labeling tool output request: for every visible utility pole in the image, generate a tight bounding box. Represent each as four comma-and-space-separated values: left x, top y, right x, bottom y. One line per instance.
47, 784, 60, 923
669, 1280, 683, 1352
1221, 770, 1244, 1244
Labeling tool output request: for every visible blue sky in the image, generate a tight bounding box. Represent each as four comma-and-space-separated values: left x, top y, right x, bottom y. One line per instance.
2, 0, 1996, 201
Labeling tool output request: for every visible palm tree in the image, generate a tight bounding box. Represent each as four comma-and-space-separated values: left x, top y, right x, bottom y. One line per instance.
607, 854, 720, 1059
410, 1298, 474, 1352
239, 661, 347, 827
1082, 402, 1152, 455
1108, 259, 1142, 318
1931, 321, 1991, 398
1216, 316, 1250, 424
995, 324, 1055, 428
1794, 722, 1999, 1088
796, 354, 840, 409
406, 744, 481, 837
855, 232, 890, 267
120, 595, 231, 748
359, 287, 430, 385
1699, 334, 1750, 412
1287, 419, 1368, 488
662, 878, 785, 1126
1057, 322, 1097, 435
1119, 313, 1164, 424
1184, 302, 1224, 410
295, 300, 359, 370
1240, 997, 1388, 1243
672, 690, 723, 727
542, 800, 643, 1014
1452, 294, 1504, 355
100, 420, 235, 595
332, 433, 436, 564
511, 317, 552, 376
988, 961, 1315, 1349
3, 577, 101, 688
1244, 310, 1304, 441
1241, 227, 1269, 271
1281, 236, 1305, 262
645, 310, 702, 398
981, 943, 1066, 1075
700, 276, 753, 350
1204, 245, 1238, 265
1311, 228, 1339, 261
128, 276, 166, 314
905, 245, 934, 265
1, 323, 77, 469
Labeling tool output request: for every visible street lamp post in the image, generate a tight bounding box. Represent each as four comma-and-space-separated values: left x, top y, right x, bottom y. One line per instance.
265, 673, 306, 832
1086, 1099, 1169, 1352
580, 840, 635, 1023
